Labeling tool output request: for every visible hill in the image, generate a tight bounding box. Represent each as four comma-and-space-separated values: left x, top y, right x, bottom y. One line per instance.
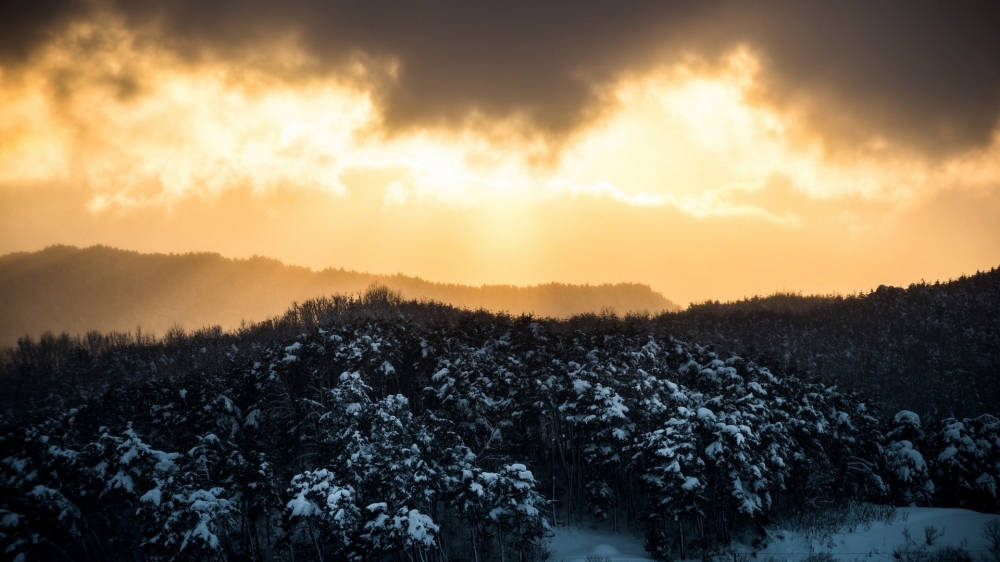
656, 269, 1000, 418
0, 245, 678, 346
1, 288, 997, 561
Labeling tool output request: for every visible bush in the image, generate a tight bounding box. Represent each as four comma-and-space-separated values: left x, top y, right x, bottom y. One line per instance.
928, 546, 972, 562
983, 519, 1000, 562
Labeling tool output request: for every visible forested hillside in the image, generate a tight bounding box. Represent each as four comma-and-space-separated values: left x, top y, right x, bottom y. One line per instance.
0, 246, 678, 347
657, 268, 1000, 419
2, 288, 997, 561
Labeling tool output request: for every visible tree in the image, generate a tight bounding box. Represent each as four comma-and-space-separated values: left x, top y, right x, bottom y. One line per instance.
634, 408, 704, 560
285, 469, 359, 561
885, 411, 933, 506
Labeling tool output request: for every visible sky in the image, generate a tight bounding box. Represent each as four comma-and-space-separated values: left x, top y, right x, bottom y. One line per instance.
1, 0, 999, 305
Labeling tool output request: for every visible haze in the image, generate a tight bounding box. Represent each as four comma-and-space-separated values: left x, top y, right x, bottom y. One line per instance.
2, 1, 999, 305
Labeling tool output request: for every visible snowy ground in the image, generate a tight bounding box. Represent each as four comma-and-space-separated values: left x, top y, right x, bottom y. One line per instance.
546, 507, 1000, 561
547, 524, 653, 561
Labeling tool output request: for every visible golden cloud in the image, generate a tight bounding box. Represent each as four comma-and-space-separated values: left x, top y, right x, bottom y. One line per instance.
1, 16, 998, 232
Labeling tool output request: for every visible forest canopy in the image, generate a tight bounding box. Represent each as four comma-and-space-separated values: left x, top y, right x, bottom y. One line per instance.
1, 280, 998, 561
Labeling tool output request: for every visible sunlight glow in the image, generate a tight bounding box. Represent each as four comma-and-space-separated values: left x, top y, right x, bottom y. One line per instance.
3, 19, 998, 225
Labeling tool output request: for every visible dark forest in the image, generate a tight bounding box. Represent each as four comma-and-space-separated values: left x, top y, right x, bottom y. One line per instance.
2, 269, 998, 561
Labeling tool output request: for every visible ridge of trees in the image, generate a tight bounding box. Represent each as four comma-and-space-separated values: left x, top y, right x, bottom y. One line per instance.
1, 286, 998, 561
0, 245, 678, 347
657, 268, 1000, 419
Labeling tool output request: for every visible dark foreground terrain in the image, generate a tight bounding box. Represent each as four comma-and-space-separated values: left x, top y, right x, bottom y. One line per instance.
1, 274, 998, 561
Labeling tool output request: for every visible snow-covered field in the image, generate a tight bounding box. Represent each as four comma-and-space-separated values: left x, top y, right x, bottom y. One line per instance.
548, 525, 654, 561
547, 507, 1000, 561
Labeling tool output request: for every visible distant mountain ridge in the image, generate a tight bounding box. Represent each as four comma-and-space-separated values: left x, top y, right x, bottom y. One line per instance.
0, 245, 679, 346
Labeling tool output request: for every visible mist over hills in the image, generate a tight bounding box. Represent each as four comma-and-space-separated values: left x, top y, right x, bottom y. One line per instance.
0, 245, 678, 346
4, 245, 996, 418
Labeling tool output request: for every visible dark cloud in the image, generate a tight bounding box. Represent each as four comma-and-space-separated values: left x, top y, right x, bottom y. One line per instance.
3, 0, 999, 156
0, 0, 87, 61
107, 1, 718, 133
737, 1, 1000, 157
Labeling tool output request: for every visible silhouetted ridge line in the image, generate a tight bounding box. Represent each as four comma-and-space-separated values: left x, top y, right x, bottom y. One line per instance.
656, 267, 1000, 418
0, 245, 678, 346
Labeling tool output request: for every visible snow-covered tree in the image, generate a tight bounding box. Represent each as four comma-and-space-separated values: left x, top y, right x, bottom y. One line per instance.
454, 463, 548, 562
634, 408, 704, 560
885, 410, 933, 506
929, 415, 1000, 511
285, 469, 359, 559
360, 503, 439, 560
140, 485, 237, 561
0, 411, 94, 561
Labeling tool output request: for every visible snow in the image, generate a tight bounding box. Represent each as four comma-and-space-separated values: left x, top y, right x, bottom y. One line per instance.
188, 489, 225, 512
888, 440, 927, 482
760, 507, 1000, 561
0, 511, 21, 528
705, 440, 723, 457
977, 472, 997, 496
287, 494, 315, 517
894, 410, 921, 427
2, 456, 28, 475
120, 444, 139, 465
282, 341, 304, 362
938, 446, 958, 461
140, 488, 162, 506
548, 507, 1000, 561
547, 524, 652, 561
183, 520, 219, 550
682, 476, 701, 490
46, 445, 76, 460
244, 408, 262, 428
405, 509, 438, 546
943, 421, 965, 441
107, 469, 135, 493
151, 450, 180, 472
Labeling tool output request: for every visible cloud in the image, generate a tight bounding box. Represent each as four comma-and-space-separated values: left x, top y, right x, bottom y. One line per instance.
0, 0, 87, 61
2, 1, 998, 157
735, 1, 1000, 158
3, 18, 998, 227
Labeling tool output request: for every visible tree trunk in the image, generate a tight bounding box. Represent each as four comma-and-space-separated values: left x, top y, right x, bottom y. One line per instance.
307, 520, 324, 562
552, 470, 558, 527
679, 516, 687, 560
471, 518, 479, 562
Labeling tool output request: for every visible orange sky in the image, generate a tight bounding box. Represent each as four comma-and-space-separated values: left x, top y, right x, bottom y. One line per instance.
1, 4, 999, 305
